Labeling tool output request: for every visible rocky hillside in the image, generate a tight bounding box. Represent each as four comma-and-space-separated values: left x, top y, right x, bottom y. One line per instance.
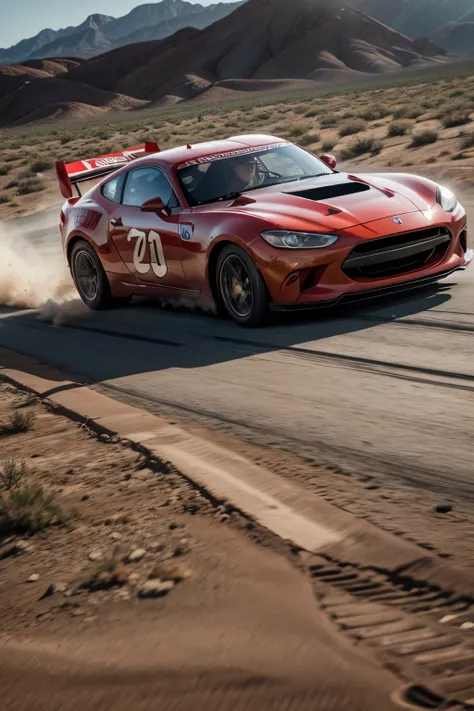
348, 0, 474, 54
0, 0, 447, 127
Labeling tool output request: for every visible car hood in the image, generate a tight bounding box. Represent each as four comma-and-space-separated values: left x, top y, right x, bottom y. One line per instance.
231, 172, 433, 232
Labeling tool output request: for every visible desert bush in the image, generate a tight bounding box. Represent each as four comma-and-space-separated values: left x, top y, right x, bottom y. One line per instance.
322, 139, 337, 152
60, 135, 72, 144
0, 165, 10, 175
17, 178, 45, 195
421, 99, 444, 109
6, 180, 18, 189
410, 129, 439, 147
341, 136, 382, 159
358, 106, 390, 121
298, 132, 321, 146
0, 195, 11, 204
30, 158, 53, 173
304, 108, 322, 118
387, 121, 410, 137
289, 123, 307, 136
320, 114, 339, 128
339, 119, 367, 137
460, 132, 474, 150
394, 106, 422, 120
0, 460, 30, 490
0, 409, 35, 435
442, 111, 471, 128
0, 484, 67, 534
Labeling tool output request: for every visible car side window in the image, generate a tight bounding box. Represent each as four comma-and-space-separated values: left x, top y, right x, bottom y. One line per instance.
101, 173, 126, 204
122, 167, 179, 209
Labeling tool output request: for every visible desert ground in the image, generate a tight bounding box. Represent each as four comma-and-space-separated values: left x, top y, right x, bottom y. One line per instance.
1, 68, 474, 710
1, 63, 474, 220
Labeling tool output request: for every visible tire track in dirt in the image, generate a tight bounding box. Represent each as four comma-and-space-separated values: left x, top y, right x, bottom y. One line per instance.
306, 553, 474, 709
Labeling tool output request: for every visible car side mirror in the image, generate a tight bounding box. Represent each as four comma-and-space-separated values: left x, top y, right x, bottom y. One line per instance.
319, 154, 337, 170
140, 196, 170, 215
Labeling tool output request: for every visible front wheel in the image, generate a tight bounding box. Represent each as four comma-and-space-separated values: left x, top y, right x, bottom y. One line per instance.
216, 245, 268, 327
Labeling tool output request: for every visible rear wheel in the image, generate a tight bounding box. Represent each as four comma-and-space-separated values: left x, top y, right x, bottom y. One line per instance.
216, 244, 268, 327
70, 241, 127, 310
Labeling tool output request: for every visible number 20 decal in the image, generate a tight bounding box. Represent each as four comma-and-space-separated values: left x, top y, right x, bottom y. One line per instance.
127, 229, 167, 278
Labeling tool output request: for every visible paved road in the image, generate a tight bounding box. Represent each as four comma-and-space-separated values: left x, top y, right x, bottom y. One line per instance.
1, 207, 473, 503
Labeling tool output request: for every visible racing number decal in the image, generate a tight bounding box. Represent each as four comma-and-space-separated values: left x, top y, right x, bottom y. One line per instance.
127, 229, 168, 278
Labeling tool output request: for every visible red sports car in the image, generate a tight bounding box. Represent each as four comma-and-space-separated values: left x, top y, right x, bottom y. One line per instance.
56, 134, 472, 326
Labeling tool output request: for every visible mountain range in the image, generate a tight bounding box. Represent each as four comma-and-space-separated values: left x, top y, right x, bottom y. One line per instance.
3, 0, 474, 69
348, 0, 474, 54
0, 0, 448, 127
0, 0, 244, 65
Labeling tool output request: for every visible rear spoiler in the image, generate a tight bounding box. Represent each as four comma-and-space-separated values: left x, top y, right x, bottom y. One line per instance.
55, 142, 160, 199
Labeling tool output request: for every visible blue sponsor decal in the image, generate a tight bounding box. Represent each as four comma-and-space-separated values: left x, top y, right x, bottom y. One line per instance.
180, 225, 193, 241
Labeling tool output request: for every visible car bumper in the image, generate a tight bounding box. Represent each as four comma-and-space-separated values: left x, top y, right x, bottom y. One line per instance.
269, 260, 470, 312
251, 208, 470, 308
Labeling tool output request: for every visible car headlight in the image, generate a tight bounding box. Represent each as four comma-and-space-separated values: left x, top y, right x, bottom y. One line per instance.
261, 230, 338, 249
437, 185, 458, 213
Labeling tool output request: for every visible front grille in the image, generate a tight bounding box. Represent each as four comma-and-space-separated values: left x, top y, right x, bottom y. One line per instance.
343, 227, 452, 281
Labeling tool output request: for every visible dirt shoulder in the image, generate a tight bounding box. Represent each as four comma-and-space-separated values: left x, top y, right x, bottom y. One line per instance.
0, 381, 400, 711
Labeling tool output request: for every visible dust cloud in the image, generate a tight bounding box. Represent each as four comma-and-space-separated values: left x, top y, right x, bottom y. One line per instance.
0, 217, 89, 326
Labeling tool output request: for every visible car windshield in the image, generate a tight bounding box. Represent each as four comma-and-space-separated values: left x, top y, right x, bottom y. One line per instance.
177, 143, 333, 207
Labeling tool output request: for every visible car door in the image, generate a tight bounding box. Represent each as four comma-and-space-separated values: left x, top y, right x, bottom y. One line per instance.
108, 166, 186, 289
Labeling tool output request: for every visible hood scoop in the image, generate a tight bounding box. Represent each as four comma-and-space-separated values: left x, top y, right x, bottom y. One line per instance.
231, 194, 257, 207
284, 181, 370, 203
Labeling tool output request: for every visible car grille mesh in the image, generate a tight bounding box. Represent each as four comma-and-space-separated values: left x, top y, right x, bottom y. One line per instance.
343, 227, 452, 281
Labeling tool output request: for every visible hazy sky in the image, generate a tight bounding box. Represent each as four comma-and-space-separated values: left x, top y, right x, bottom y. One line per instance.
1, 0, 234, 48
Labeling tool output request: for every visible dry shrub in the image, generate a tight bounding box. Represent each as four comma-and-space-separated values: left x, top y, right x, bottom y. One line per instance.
17, 178, 45, 195
341, 136, 382, 159
0, 460, 30, 490
299, 132, 321, 146
0, 485, 68, 534
322, 139, 337, 152
442, 111, 472, 129
289, 123, 307, 137
320, 114, 339, 128
410, 129, 439, 147
357, 106, 390, 121
304, 108, 323, 118
339, 119, 367, 137
0, 409, 35, 435
393, 106, 423, 120
460, 132, 474, 150
30, 158, 53, 173
388, 121, 410, 137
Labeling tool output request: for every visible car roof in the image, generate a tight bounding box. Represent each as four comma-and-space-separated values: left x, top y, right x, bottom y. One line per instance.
133, 134, 286, 169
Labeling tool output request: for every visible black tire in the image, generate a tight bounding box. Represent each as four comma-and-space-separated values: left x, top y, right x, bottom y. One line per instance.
70, 240, 124, 310
216, 244, 268, 327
